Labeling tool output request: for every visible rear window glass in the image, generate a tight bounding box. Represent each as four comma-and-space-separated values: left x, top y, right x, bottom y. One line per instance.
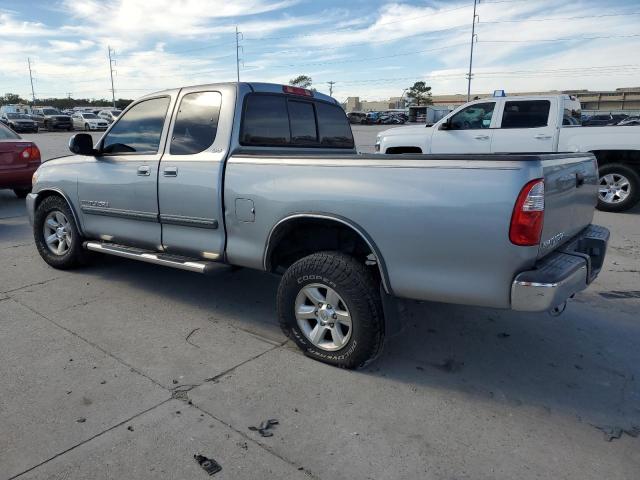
241, 93, 353, 149
316, 102, 354, 148
241, 95, 290, 146
501, 100, 550, 129
288, 101, 317, 145
170, 91, 222, 155
0, 123, 20, 139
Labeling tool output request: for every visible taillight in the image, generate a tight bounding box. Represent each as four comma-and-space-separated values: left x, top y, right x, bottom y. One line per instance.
510, 179, 544, 246
282, 85, 314, 97
21, 144, 41, 163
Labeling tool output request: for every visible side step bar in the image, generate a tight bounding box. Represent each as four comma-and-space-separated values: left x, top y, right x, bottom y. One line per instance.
84, 241, 220, 274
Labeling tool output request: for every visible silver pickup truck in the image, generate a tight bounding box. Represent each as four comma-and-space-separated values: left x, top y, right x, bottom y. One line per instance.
27, 82, 609, 368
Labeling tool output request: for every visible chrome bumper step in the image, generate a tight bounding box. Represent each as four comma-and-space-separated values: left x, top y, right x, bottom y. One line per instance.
84, 241, 220, 274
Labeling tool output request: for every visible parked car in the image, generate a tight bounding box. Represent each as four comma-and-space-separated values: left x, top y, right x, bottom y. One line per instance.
97, 109, 122, 124
582, 113, 628, 126
30, 107, 72, 131
71, 112, 109, 131
347, 111, 367, 124
365, 111, 381, 124
0, 113, 38, 133
618, 116, 640, 126
377, 95, 640, 212
0, 122, 41, 198
378, 113, 405, 125
27, 82, 608, 369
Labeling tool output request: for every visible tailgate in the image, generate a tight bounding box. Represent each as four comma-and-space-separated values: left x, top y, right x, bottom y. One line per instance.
538, 153, 598, 258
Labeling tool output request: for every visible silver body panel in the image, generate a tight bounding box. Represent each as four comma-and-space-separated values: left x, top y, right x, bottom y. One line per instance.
29, 82, 604, 311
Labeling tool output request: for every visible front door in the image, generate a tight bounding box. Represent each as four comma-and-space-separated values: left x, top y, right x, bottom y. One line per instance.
77, 95, 174, 249
157, 87, 234, 259
430, 101, 497, 154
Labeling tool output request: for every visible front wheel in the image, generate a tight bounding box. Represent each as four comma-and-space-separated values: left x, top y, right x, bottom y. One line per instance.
84, 123, 90, 131
597, 163, 640, 212
33, 196, 87, 269
277, 252, 384, 369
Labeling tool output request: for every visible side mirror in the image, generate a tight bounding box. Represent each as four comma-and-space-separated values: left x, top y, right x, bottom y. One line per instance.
69, 133, 96, 155
438, 120, 451, 130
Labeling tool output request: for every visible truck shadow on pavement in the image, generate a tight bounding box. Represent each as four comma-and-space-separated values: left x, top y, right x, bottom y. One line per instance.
82, 254, 640, 433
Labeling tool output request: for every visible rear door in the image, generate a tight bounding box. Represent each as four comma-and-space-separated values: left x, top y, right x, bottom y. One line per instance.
491, 99, 557, 153
157, 85, 235, 259
430, 101, 497, 153
77, 95, 174, 249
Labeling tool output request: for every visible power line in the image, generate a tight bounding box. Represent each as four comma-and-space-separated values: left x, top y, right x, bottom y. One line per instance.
478, 33, 640, 43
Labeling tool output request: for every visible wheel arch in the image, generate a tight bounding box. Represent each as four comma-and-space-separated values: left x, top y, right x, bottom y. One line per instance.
264, 213, 392, 294
590, 149, 640, 169
34, 188, 84, 236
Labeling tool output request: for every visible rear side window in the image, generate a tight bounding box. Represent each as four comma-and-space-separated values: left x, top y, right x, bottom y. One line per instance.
0, 123, 20, 140
501, 100, 550, 129
316, 102, 354, 148
170, 91, 222, 155
241, 95, 290, 145
241, 93, 354, 149
102, 97, 170, 155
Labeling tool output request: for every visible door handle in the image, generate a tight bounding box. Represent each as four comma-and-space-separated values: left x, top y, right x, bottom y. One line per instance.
473, 135, 490, 140
137, 165, 150, 176
163, 167, 178, 177
534, 134, 552, 140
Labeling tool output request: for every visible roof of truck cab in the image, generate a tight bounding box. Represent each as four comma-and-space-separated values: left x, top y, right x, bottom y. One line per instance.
134, 82, 337, 104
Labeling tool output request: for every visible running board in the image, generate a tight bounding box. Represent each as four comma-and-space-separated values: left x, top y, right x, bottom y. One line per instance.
84, 241, 220, 274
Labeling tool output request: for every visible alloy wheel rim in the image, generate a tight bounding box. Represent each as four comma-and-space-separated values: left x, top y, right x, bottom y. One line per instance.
599, 173, 630, 204
294, 283, 352, 351
43, 210, 72, 256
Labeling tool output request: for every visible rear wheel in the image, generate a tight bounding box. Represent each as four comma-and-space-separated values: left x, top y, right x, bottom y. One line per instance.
597, 163, 640, 212
84, 123, 90, 131
277, 252, 384, 369
13, 188, 31, 199
34, 196, 87, 269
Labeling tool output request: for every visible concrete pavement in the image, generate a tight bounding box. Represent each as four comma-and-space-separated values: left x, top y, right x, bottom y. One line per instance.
1, 134, 639, 479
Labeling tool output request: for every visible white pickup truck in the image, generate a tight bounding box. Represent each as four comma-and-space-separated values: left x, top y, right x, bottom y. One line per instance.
376, 95, 640, 212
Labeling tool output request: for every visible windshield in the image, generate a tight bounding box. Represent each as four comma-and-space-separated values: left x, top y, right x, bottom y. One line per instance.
6, 113, 31, 119
43, 109, 61, 115
111, 110, 121, 116
82, 113, 98, 119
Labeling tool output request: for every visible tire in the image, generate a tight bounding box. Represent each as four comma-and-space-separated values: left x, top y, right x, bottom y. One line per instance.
597, 163, 640, 212
44, 121, 51, 132
34, 127, 38, 133
84, 123, 89, 131
277, 252, 384, 369
13, 188, 31, 199
33, 195, 87, 269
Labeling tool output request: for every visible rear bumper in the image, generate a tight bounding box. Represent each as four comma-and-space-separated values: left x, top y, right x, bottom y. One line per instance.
511, 224, 610, 312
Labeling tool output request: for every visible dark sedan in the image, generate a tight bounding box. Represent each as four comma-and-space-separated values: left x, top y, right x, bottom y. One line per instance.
0, 123, 41, 198
1, 113, 38, 133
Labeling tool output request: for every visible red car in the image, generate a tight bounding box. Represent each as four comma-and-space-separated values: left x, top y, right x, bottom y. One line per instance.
0, 122, 41, 198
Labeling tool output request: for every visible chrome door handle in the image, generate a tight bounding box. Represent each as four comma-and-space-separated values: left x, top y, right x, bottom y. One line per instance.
534, 134, 552, 140
137, 165, 150, 176
474, 135, 490, 140
163, 167, 178, 177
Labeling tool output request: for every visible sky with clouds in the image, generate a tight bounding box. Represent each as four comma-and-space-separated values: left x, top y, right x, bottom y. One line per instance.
1, 0, 639, 103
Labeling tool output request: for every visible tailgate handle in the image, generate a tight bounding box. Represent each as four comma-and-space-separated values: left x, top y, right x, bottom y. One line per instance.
576, 172, 585, 187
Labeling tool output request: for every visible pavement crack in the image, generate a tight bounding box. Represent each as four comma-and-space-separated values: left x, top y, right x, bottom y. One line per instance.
8, 399, 172, 480
185, 327, 201, 348
3, 276, 64, 295
204, 343, 285, 384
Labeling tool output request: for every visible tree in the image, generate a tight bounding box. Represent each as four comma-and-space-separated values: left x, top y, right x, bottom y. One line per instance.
289, 75, 313, 89
0, 93, 27, 105
406, 82, 432, 106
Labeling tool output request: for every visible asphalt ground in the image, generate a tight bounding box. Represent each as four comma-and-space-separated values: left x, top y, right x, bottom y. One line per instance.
1, 129, 639, 479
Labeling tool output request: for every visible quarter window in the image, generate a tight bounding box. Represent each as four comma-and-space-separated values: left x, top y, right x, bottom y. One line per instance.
102, 97, 170, 154
449, 102, 495, 130
170, 91, 222, 155
501, 100, 550, 129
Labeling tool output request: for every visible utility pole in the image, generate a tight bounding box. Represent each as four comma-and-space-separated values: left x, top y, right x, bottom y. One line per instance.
235, 26, 243, 82
27, 57, 36, 105
108, 46, 116, 108
466, 0, 479, 102
327, 81, 335, 97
